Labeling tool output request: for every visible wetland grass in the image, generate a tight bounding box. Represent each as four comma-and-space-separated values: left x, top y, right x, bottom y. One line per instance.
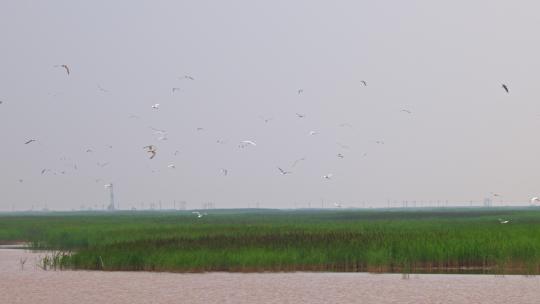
2, 208, 540, 274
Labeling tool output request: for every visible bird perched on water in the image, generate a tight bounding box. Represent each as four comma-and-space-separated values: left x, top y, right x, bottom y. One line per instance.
54, 64, 70, 75
24, 139, 36, 145
151, 104, 160, 110
277, 167, 292, 175
143, 145, 157, 159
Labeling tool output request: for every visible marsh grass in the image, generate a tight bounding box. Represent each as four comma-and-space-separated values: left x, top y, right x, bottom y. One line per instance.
2, 208, 540, 274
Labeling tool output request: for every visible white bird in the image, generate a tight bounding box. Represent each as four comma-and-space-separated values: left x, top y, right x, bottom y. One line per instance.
104, 184, 112, 188
152, 104, 160, 110
323, 174, 333, 180
54, 64, 70, 75
239, 140, 257, 148
183, 75, 195, 80
143, 145, 157, 159
167, 164, 176, 169
259, 116, 273, 123
97, 85, 109, 93
401, 109, 412, 114
291, 157, 306, 167
192, 211, 206, 218
309, 131, 319, 136
295, 113, 305, 118
334, 202, 343, 208
531, 197, 540, 204
337, 142, 350, 150
498, 218, 510, 224
277, 167, 292, 175
337, 153, 344, 159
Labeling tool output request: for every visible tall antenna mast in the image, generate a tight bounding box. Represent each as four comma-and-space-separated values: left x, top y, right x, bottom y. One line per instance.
105, 183, 115, 211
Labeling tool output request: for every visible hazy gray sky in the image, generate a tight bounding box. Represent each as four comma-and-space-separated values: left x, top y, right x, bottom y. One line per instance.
2, 1, 540, 210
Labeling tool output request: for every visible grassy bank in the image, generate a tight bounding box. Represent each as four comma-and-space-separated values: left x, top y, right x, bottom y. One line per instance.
2, 208, 540, 273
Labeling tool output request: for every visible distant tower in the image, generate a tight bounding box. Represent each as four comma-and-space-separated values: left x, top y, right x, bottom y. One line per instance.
105, 183, 115, 211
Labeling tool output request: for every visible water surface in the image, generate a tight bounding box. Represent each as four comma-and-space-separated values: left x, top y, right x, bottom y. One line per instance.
1, 249, 539, 304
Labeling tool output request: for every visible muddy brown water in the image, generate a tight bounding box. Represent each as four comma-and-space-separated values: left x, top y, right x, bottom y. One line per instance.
1, 249, 540, 303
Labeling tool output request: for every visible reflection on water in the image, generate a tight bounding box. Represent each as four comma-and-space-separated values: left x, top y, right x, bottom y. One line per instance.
1, 249, 539, 304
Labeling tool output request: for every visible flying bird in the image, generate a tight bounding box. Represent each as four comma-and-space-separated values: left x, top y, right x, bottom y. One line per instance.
373, 140, 385, 145
502, 84, 509, 93
151, 104, 160, 110
498, 218, 510, 224
97, 162, 109, 167
192, 211, 206, 218
24, 139, 36, 145
172, 87, 181, 93
334, 202, 343, 208
143, 145, 157, 159
339, 123, 353, 128
323, 174, 333, 180
277, 167, 292, 175
86, 149, 93, 153
337, 153, 344, 159
221, 168, 228, 176
337, 142, 350, 150
54, 64, 70, 75
259, 116, 273, 123
531, 197, 540, 204
183, 75, 195, 80
97, 85, 109, 93
239, 140, 257, 148
297, 89, 304, 95
295, 113, 305, 118
360, 80, 367, 86
401, 109, 412, 114
167, 164, 176, 169
309, 131, 319, 136
41, 169, 50, 175
292, 157, 306, 167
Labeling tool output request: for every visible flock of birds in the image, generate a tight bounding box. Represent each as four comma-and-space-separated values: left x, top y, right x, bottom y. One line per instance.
3, 63, 536, 218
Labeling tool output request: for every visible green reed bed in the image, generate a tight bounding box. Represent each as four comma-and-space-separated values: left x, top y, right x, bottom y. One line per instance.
2, 208, 540, 273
